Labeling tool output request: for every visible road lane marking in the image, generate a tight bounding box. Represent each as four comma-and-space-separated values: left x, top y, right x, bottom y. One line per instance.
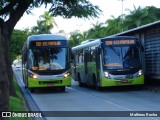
67, 87, 160, 120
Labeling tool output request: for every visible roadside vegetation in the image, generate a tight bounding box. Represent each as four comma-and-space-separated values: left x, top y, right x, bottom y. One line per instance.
9, 76, 28, 120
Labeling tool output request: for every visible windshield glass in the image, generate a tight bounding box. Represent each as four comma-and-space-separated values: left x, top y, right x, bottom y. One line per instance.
28, 47, 67, 71
103, 45, 141, 69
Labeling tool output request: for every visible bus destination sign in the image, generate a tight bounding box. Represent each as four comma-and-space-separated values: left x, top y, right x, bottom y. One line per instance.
31, 40, 66, 47
36, 41, 61, 46
105, 39, 135, 46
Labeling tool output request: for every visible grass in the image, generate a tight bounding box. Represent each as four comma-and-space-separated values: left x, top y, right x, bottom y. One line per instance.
9, 76, 29, 120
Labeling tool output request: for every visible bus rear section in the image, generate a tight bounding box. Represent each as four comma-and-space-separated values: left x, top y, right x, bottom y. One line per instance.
22, 34, 71, 92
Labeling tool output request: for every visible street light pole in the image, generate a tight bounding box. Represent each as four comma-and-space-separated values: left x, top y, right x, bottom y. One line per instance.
119, 0, 124, 32
122, 0, 124, 32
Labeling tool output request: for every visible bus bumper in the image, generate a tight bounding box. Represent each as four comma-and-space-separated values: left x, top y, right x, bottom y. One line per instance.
101, 75, 144, 87
28, 76, 71, 88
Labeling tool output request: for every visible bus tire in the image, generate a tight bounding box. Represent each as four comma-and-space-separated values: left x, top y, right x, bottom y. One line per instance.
60, 86, 65, 92
93, 74, 102, 91
78, 73, 83, 87
30, 88, 35, 93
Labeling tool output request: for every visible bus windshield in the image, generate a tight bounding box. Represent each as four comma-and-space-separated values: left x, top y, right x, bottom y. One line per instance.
28, 47, 67, 71
103, 45, 141, 70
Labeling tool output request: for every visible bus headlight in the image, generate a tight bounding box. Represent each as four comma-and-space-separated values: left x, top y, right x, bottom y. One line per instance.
33, 74, 38, 79
138, 70, 142, 76
104, 72, 109, 78
28, 72, 38, 79
64, 72, 70, 78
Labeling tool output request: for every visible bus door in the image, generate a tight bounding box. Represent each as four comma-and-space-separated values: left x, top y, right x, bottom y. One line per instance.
95, 47, 101, 84
95, 47, 100, 69
84, 49, 89, 75
73, 52, 77, 80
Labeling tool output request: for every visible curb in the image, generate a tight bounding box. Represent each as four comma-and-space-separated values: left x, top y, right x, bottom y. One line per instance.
13, 71, 47, 120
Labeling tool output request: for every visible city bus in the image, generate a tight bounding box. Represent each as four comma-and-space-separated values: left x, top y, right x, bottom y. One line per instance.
22, 34, 71, 92
71, 36, 144, 89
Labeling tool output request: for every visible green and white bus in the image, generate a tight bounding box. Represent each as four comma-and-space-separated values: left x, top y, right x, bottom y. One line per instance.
22, 34, 71, 92
71, 36, 144, 89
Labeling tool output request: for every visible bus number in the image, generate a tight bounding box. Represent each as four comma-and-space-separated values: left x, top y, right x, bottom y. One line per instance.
105, 41, 113, 45
43, 42, 47, 46
35, 41, 61, 47
105, 39, 135, 45
36, 42, 42, 46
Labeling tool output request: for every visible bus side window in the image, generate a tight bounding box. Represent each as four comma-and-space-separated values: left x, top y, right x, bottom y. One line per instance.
90, 50, 95, 62
80, 49, 84, 63
90, 45, 96, 62
77, 51, 79, 63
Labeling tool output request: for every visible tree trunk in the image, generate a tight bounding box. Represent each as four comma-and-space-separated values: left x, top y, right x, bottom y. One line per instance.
0, 27, 9, 117
0, 19, 17, 97
4, 32, 16, 97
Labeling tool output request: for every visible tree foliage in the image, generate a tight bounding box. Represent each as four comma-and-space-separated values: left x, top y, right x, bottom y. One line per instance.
49, 0, 102, 18
10, 29, 29, 61
125, 5, 148, 29
69, 6, 160, 47
31, 11, 57, 34
0, 0, 102, 113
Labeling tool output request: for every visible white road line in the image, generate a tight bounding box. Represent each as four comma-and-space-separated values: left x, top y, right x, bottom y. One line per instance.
67, 87, 160, 120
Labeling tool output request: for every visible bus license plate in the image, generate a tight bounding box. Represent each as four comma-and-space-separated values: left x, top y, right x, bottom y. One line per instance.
121, 80, 128, 83
48, 84, 53, 87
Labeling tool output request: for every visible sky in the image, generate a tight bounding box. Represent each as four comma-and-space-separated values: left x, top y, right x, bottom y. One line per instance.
15, 0, 160, 33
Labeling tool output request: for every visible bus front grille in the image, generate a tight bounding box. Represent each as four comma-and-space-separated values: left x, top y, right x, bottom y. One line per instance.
39, 80, 62, 84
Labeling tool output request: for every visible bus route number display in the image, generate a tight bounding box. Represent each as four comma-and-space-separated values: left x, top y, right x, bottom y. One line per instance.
36, 41, 61, 47
105, 39, 135, 46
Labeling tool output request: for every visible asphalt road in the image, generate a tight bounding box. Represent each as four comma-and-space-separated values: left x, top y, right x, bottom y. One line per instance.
13, 69, 160, 120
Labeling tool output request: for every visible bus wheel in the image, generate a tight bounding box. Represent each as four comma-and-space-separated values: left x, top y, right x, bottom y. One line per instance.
29, 88, 35, 93
93, 74, 102, 91
78, 73, 83, 87
60, 86, 65, 92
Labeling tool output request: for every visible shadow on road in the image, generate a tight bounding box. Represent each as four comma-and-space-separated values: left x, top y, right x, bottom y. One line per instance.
30, 87, 69, 94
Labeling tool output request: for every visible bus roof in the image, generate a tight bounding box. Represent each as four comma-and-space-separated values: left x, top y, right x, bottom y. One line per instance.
72, 36, 138, 51
72, 39, 101, 50
28, 34, 67, 41
101, 35, 137, 40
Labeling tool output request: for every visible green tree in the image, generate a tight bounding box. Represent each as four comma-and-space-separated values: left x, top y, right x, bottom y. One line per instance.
10, 29, 29, 61
31, 20, 44, 34
79, 31, 89, 42
0, 0, 101, 113
105, 15, 122, 35
87, 21, 104, 38
143, 6, 160, 24
32, 11, 57, 34
70, 22, 105, 46
69, 32, 82, 47
70, 6, 160, 48
124, 5, 148, 29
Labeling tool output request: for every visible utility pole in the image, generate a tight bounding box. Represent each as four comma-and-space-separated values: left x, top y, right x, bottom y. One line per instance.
118, 0, 124, 32
122, 0, 124, 32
